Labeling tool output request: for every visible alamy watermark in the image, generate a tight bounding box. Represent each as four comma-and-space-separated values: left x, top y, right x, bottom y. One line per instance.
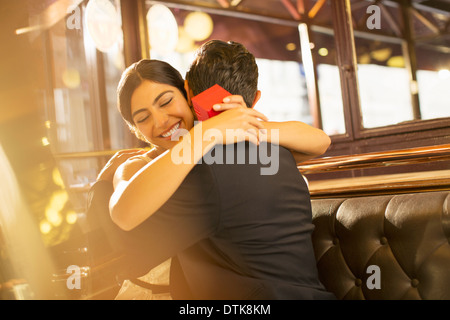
169, 122, 280, 176
66, 3, 381, 31
66, 265, 82, 290
65, 263, 381, 291
66, 5, 81, 30
366, 5, 381, 30
366, 265, 381, 290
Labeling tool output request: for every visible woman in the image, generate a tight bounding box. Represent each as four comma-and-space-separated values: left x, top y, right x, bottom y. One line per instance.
106, 58, 330, 300
109, 59, 331, 232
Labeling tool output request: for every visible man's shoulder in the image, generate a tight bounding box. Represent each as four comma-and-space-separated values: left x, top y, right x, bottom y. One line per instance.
199, 142, 294, 178
201, 142, 291, 163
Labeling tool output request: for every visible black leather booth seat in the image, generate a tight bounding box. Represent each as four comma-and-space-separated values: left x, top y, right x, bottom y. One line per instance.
311, 191, 450, 299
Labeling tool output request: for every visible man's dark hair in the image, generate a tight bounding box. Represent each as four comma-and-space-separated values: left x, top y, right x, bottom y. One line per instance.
186, 40, 258, 108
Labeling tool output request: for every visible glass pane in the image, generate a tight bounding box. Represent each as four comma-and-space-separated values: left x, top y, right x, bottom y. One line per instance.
49, 20, 96, 153
314, 31, 346, 135
255, 58, 310, 123
145, 4, 313, 126
101, 37, 131, 150
355, 38, 414, 128
44, 11, 101, 211
415, 11, 450, 120
43, 1, 127, 209
417, 67, 450, 120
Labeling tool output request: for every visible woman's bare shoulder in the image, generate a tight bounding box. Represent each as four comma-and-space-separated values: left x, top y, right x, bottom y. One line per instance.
113, 153, 153, 187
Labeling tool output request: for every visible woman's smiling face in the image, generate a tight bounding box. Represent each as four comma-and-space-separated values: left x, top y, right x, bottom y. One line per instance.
130, 80, 195, 150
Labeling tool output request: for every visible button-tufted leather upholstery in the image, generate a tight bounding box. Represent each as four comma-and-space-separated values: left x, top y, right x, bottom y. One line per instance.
311, 191, 450, 300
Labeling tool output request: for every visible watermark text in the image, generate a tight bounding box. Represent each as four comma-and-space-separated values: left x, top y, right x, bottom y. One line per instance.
170, 123, 280, 175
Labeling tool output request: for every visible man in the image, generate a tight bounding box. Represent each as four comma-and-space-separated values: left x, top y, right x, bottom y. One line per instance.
87, 40, 334, 299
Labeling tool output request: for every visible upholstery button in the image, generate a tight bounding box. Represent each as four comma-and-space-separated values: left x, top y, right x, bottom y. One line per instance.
411, 279, 419, 288
355, 279, 362, 287
380, 237, 388, 245
333, 237, 339, 245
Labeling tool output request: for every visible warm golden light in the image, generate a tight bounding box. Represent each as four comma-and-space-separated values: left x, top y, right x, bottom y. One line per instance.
176, 26, 197, 53
286, 43, 297, 51
41, 137, 50, 146
52, 168, 65, 188
358, 53, 371, 64
85, 0, 122, 52
62, 68, 81, 89
318, 47, 328, 56
184, 11, 214, 41
438, 69, 450, 79
66, 211, 78, 225
371, 48, 392, 62
147, 4, 179, 55
45, 190, 68, 227
45, 207, 63, 227
40, 220, 52, 234
387, 56, 405, 68
49, 190, 68, 211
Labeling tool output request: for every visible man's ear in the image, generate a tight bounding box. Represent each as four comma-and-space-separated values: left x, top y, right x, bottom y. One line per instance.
251, 90, 261, 108
184, 80, 194, 106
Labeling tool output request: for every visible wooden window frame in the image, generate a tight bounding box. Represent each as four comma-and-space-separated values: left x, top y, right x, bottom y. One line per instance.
127, 0, 449, 160
327, 0, 450, 157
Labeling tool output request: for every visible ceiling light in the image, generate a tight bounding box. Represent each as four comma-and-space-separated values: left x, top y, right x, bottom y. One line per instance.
286, 43, 297, 51
85, 0, 122, 52
387, 56, 405, 68
176, 26, 197, 53
184, 11, 214, 42
147, 4, 179, 55
62, 68, 80, 89
318, 48, 328, 56
370, 48, 392, 62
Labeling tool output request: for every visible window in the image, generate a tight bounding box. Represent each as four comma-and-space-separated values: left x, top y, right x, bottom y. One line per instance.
41, 0, 132, 212
46, 11, 100, 204
144, 4, 313, 125
355, 38, 413, 128
321, 0, 450, 157
349, 0, 450, 129
416, 39, 450, 120
314, 31, 346, 135
256, 58, 310, 123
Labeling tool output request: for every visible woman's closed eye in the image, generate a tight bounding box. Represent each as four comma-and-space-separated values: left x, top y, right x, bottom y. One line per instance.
136, 115, 149, 123
160, 97, 172, 107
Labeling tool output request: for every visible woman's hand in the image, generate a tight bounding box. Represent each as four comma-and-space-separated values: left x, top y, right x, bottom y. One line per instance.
201, 102, 268, 146
212, 95, 248, 112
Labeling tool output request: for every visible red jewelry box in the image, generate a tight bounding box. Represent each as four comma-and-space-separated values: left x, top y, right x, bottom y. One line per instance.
191, 84, 231, 121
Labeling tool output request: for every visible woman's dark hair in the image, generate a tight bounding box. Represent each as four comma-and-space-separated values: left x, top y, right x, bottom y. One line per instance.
117, 59, 187, 140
